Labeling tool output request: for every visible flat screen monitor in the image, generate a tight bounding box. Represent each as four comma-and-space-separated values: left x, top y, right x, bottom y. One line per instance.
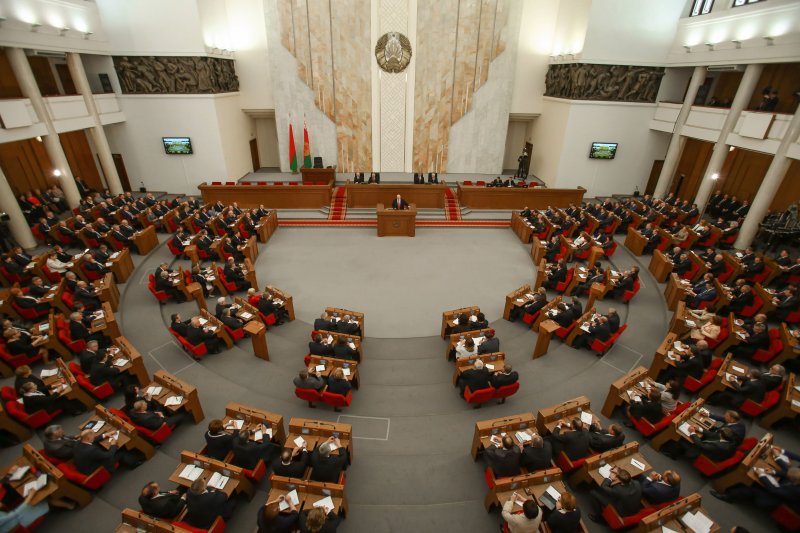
589, 142, 617, 160
162, 137, 193, 155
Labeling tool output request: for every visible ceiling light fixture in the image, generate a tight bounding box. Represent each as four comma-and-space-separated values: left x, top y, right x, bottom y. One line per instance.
705, 43, 715, 51
30, 23, 41, 32
764, 36, 774, 46
83, 31, 93, 40
731, 40, 742, 49
683, 45, 692, 53
59, 27, 69, 36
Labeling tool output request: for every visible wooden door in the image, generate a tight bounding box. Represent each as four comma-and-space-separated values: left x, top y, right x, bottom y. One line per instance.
644, 160, 663, 195
55, 63, 77, 95
27, 56, 59, 96
59, 130, 102, 190
524, 142, 532, 176
112, 154, 132, 192
672, 138, 714, 201
250, 138, 260, 171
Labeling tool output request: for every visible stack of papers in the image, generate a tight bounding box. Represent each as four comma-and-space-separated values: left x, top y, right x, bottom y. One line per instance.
580, 411, 593, 425
315, 364, 326, 372
294, 436, 306, 448
39, 323, 49, 332
146, 386, 162, 396
227, 419, 244, 430
40, 368, 58, 378
598, 464, 612, 478
208, 472, 228, 490
342, 368, 351, 377
254, 429, 263, 441
241, 312, 252, 320
113, 358, 128, 367
9, 466, 30, 481
164, 395, 183, 407
91, 420, 105, 433
680, 510, 713, 533
22, 474, 47, 497
179, 464, 204, 481
678, 422, 695, 438
279, 489, 300, 511
731, 365, 745, 373
545, 486, 561, 501
630, 458, 646, 470
485, 364, 495, 371
515, 431, 532, 443
313, 495, 334, 511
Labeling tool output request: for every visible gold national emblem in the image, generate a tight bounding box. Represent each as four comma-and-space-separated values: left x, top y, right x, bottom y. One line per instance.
375, 32, 412, 73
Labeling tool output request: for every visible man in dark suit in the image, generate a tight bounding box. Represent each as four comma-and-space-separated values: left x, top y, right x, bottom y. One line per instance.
74, 281, 102, 309
272, 446, 310, 478
687, 282, 717, 308
730, 322, 770, 360
588, 422, 625, 452
110, 224, 138, 253
478, 330, 500, 354
657, 348, 704, 386
761, 364, 786, 392
338, 315, 361, 336
511, 292, 548, 322
309, 333, 333, 356
428, 172, 438, 183
204, 419, 235, 461
231, 428, 279, 470
717, 285, 754, 315
589, 468, 642, 522
542, 259, 568, 290
572, 315, 612, 350
83, 255, 109, 277
155, 271, 184, 302
186, 317, 223, 354
314, 312, 334, 332
550, 419, 590, 461
332, 337, 357, 360
490, 364, 518, 389
688, 427, 738, 462
551, 303, 576, 328
219, 308, 244, 334
310, 437, 349, 483
711, 446, 800, 511
130, 400, 183, 431
170, 313, 190, 337
458, 359, 491, 398
73, 428, 118, 474
222, 258, 250, 291
610, 267, 639, 299
642, 470, 681, 505
627, 389, 666, 425
69, 311, 108, 346
139, 481, 185, 520
709, 369, 767, 409
391, 194, 409, 210
521, 435, 553, 471
184, 479, 233, 530
485, 436, 521, 478
692, 410, 745, 444
770, 287, 798, 322
43, 424, 78, 461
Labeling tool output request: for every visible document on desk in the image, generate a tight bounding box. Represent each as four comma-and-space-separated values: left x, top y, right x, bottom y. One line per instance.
227, 419, 244, 430
515, 431, 532, 443
313, 495, 335, 511
580, 323, 591, 333
208, 472, 228, 490
164, 395, 183, 407
545, 486, 561, 501
91, 420, 105, 433
279, 489, 300, 511
315, 365, 326, 372
254, 429, 263, 441
198, 317, 207, 325
680, 510, 713, 533
113, 358, 128, 367
294, 436, 306, 448
580, 411, 593, 425
598, 464, 612, 478
38, 323, 49, 332
179, 464, 204, 481
342, 368, 351, 377
145, 386, 162, 396
23, 474, 47, 497
630, 458, 646, 471
685, 320, 696, 327
679, 422, 695, 438
731, 365, 745, 374
485, 364, 495, 371
241, 312, 252, 320
40, 368, 58, 378
661, 527, 680, 533
9, 466, 30, 481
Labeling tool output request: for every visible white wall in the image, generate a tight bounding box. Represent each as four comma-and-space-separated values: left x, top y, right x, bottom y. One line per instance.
503, 121, 528, 169
551, 0, 591, 57
0, 0, 109, 54
657, 67, 694, 103
255, 118, 280, 168
81, 54, 120, 94
224, 0, 273, 110
510, 0, 558, 114
214, 93, 255, 180
529, 98, 570, 186
551, 100, 671, 197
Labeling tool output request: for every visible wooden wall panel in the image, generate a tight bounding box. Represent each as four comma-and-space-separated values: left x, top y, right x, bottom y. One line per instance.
0, 139, 54, 195
769, 159, 800, 212
747, 62, 800, 114
669, 137, 713, 201
716, 147, 772, 203
59, 130, 102, 191
27, 56, 59, 96
710, 71, 742, 105
0, 51, 23, 99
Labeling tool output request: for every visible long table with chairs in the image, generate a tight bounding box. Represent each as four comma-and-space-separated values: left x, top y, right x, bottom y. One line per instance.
198, 181, 334, 208
457, 184, 586, 209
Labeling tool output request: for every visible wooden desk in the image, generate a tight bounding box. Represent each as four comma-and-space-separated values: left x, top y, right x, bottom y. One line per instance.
471, 412, 537, 460
90, 302, 121, 340
148, 370, 204, 423
531, 237, 546, 265
169, 450, 252, 499
82, 404, 156, 459
268, 475, 348, 517
510, 212, 534, 243
697, 355, 748, 399
308, 355, 360, 389
441, 306, 481, 338
570, 442, 651, 487
775, 324, 799, 367
325, 307, 363, 337
300, 167, 335, 185
110, 336, 150, 387
133, 225, 158, 256
285, 418, 354, 461
116, 509, 195, 533
42, 359, 97, 410
346, 183, 447, 208
453, 352, 505, 385
669, 301, 691, 336
712, 433, 774, 492
760, 373, 797, 428
536, 396, 597, 435
243, 320, 269, 360
624, 227, 647, 256
107, 248, 134, 284
316, 330, 362, 362
664, 274, 691, 311
445, 328, 493, 360
199, 182, 334, 209
532, 297, 562, 333
93, 272, 120, 311
457, 184, 586, 210
601, 366, 651, 417
648, 250, 673, 283
534, 320, 559, 359
254, 211, 278, 243
646, 333, 685, 380
534, 259, 547, 291
30, 313, 71, 362
2, 444, 92, 508
376, 203, 416, 237
632, 493, 718, 533
199, 309, 233, 349
485, 467, 568, 512
222, 402, 286, 447
504, 284, 534, 321
650, 399, 709, 451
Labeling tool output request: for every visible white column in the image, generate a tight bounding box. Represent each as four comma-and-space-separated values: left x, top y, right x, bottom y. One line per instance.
66, 52, 123, 195
5, 48, 82, 208
734, 106, 800, 249
695, 63, 764, 214
0, 167, 37, 250
653, 66, 707, 198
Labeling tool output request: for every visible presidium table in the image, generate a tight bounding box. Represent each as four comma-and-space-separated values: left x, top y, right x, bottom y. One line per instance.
376, 203, 416, 237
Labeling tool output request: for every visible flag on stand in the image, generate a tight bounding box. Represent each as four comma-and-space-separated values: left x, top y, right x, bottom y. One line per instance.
288, 121, 298, 172
303, 120, 312, 168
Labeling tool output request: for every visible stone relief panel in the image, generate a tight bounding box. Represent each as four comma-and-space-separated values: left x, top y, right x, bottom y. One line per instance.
544, 63, 665, 102
112, 56, 239, 94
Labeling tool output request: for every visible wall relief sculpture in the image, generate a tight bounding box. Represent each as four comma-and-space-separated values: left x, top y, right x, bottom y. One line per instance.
544, 63, 664, 103
112, 56, 239, 94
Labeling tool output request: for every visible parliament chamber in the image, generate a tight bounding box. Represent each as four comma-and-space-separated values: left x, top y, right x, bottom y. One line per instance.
0, 1, 799, 532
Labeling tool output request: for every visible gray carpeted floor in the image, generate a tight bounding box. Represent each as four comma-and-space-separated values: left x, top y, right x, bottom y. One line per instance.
1, 228, 797, 533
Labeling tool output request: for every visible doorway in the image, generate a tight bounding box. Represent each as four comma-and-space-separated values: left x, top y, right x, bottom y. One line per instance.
644, 160, 664, 195
112, 154, 132, 192
250, 138, 260, 171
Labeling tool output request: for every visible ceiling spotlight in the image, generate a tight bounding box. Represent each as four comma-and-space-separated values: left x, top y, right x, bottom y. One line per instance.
764, 36, 774, 46
710, 173, 719, 181
222, 49, 229, 55
212, 47, 220, 54
731, 40, 741, 49
683, 45, 692, 53
30, 23, 41, 32
53, 169, 62, 177
705, 43, 715, 51
0, 17, 6, 28
83, 31, 93, 40
59, 27, 69, 36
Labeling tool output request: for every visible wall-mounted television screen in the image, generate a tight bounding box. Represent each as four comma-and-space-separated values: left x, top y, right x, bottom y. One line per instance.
162, 137, 193, 155
589, 142, 617, 160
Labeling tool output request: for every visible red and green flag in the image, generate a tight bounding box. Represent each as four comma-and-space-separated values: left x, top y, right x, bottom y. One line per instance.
303, 120, 312, 168
288, 121, 298, 172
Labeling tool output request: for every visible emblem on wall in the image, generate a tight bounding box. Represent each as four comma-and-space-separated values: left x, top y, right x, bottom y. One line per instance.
375, 32, 412, 73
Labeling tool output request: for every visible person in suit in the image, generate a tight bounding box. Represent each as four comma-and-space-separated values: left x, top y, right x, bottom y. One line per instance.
43, 425, 78, 461
520, 435, 553, 472
314, 313, 334, 332
673, 253, 693, 276
610, 267, 639, 299
428, 172, 438, 183
511, 291, 548, 321
232, 428, 279, 470
294, 368, 326, 391
14, 365, 46, 396
770, 286, 798, 322
572, 315, 612, 350
486, 436, 523, 479
271, 446, 310, 479
74, 281, 102, 310
717, 285, 754, 315
455, 337, 478, 359
368, 172, 380, 183
501, 493, 541, 533
692, 410, 746, 445
186, 317, 223, 354
326, 369, 352, 397
130, 399, 184, 430
223, 258, 251, 291
542, 259, 568, 290
204, 419, 235, 461
458, 359, 491, 398
83, 255, 108, 277
490, 364, 518, 390
20, 382, 82, 415
657, 348, 704, 386
550, 303, 576, 328
589, 467, 642, 522
730, 322, 770, 360
170, 313, 190, 337
73, 428, 118, 475
687, 426, 738, 462
391, 194, 409, 210
338, 315, 360, 336
298, 506, 342, 533
550, 419, 590, 461
309, 333, 333, 356
87, 348, 127, 389
155, 271, 185, 302
332, 337, 357, 360
185, 479, 234, 530
642, 470, 681, 505
258, 496, 300, 533
588, 422, 625, 452
310, 437, 349, 483
547, 492, 582, 533
138, 481, 186, 520
26, 277, 50, 298
413, 173, 423, 184
10, 287, 49, 315
220, 308, 244, 334
477, 330, 499, 354
627, 389, 666, 425
352, 172, 364, 183
4, 329, 48, 363
708, 369, 767, 409
573, 267, 604, 297
761, 364, 786, 392
687, 282, 718, 309
214, 297, 231, 319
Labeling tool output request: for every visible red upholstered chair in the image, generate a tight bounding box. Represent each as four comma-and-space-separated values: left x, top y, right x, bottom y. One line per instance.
718, 262, 735, 283
601, 504, 658, 531
216, 268, 237, 293
555, 451, 589, 474
241, 458, 267, 483
705, 323, 728, 351
31, 225, 47, 243
10, 299, 48, 321
167, 239, 184, 257
75, 371, 114, 400
622, 279, 640, 303
57, 461, 112, 490
223, 324, 246, 342
589, 324, 627, 355
172, 517, 225, 533
237, 224, 250, 239
604, 240, 618, 258
40, 263, 61, 283
771, 504, 800, 532
739, 384, 783, 417
745, 265, 772, 285
463, 386, 495, 408
39, 449, 66, 466
555, 268, 574, 293
148, 274, 171, 304
260, 313, 278, 327
80, 262, 103, 282
683, 357, 723, 393
247, 294, 260, 307
484, 466, 497, 489
322, 390, 352, 412
273, 182, 284, 186
288, 181, 299, 186
493, 382, 520, 404
3, 387, 61, 429
0, 343, 43, 373
257, 181, 267, 185
738, 294, 763, 318
211, 181, 222, 185
521, 310, 540, 325
295, 387, 324, 408
177, 335, 208, 360
110, 408, 173, 444
60, 289, 76, 311
57, 324, 86, 355
752, 329, 783, 364
225, 181, 236, 186
681, 261, 700, 280
785, 309, 800, 324
554, 321, 575, 340
692, 437, 757, 476
463, 181, 473, 185
719, 230, 738, 248
1, 266, 29, 286
628, 402, 689, 437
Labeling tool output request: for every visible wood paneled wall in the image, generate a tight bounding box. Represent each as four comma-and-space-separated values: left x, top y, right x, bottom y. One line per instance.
27, 56, 59, 97
710, 72, 742, 105
0, 139, 54, 196
0, 51, 23, 99
748, 63, 800, 114
59, 130, 103, 191
770, 159, 800, 212
716, 147, 772, 203
669, 137, 713, 201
